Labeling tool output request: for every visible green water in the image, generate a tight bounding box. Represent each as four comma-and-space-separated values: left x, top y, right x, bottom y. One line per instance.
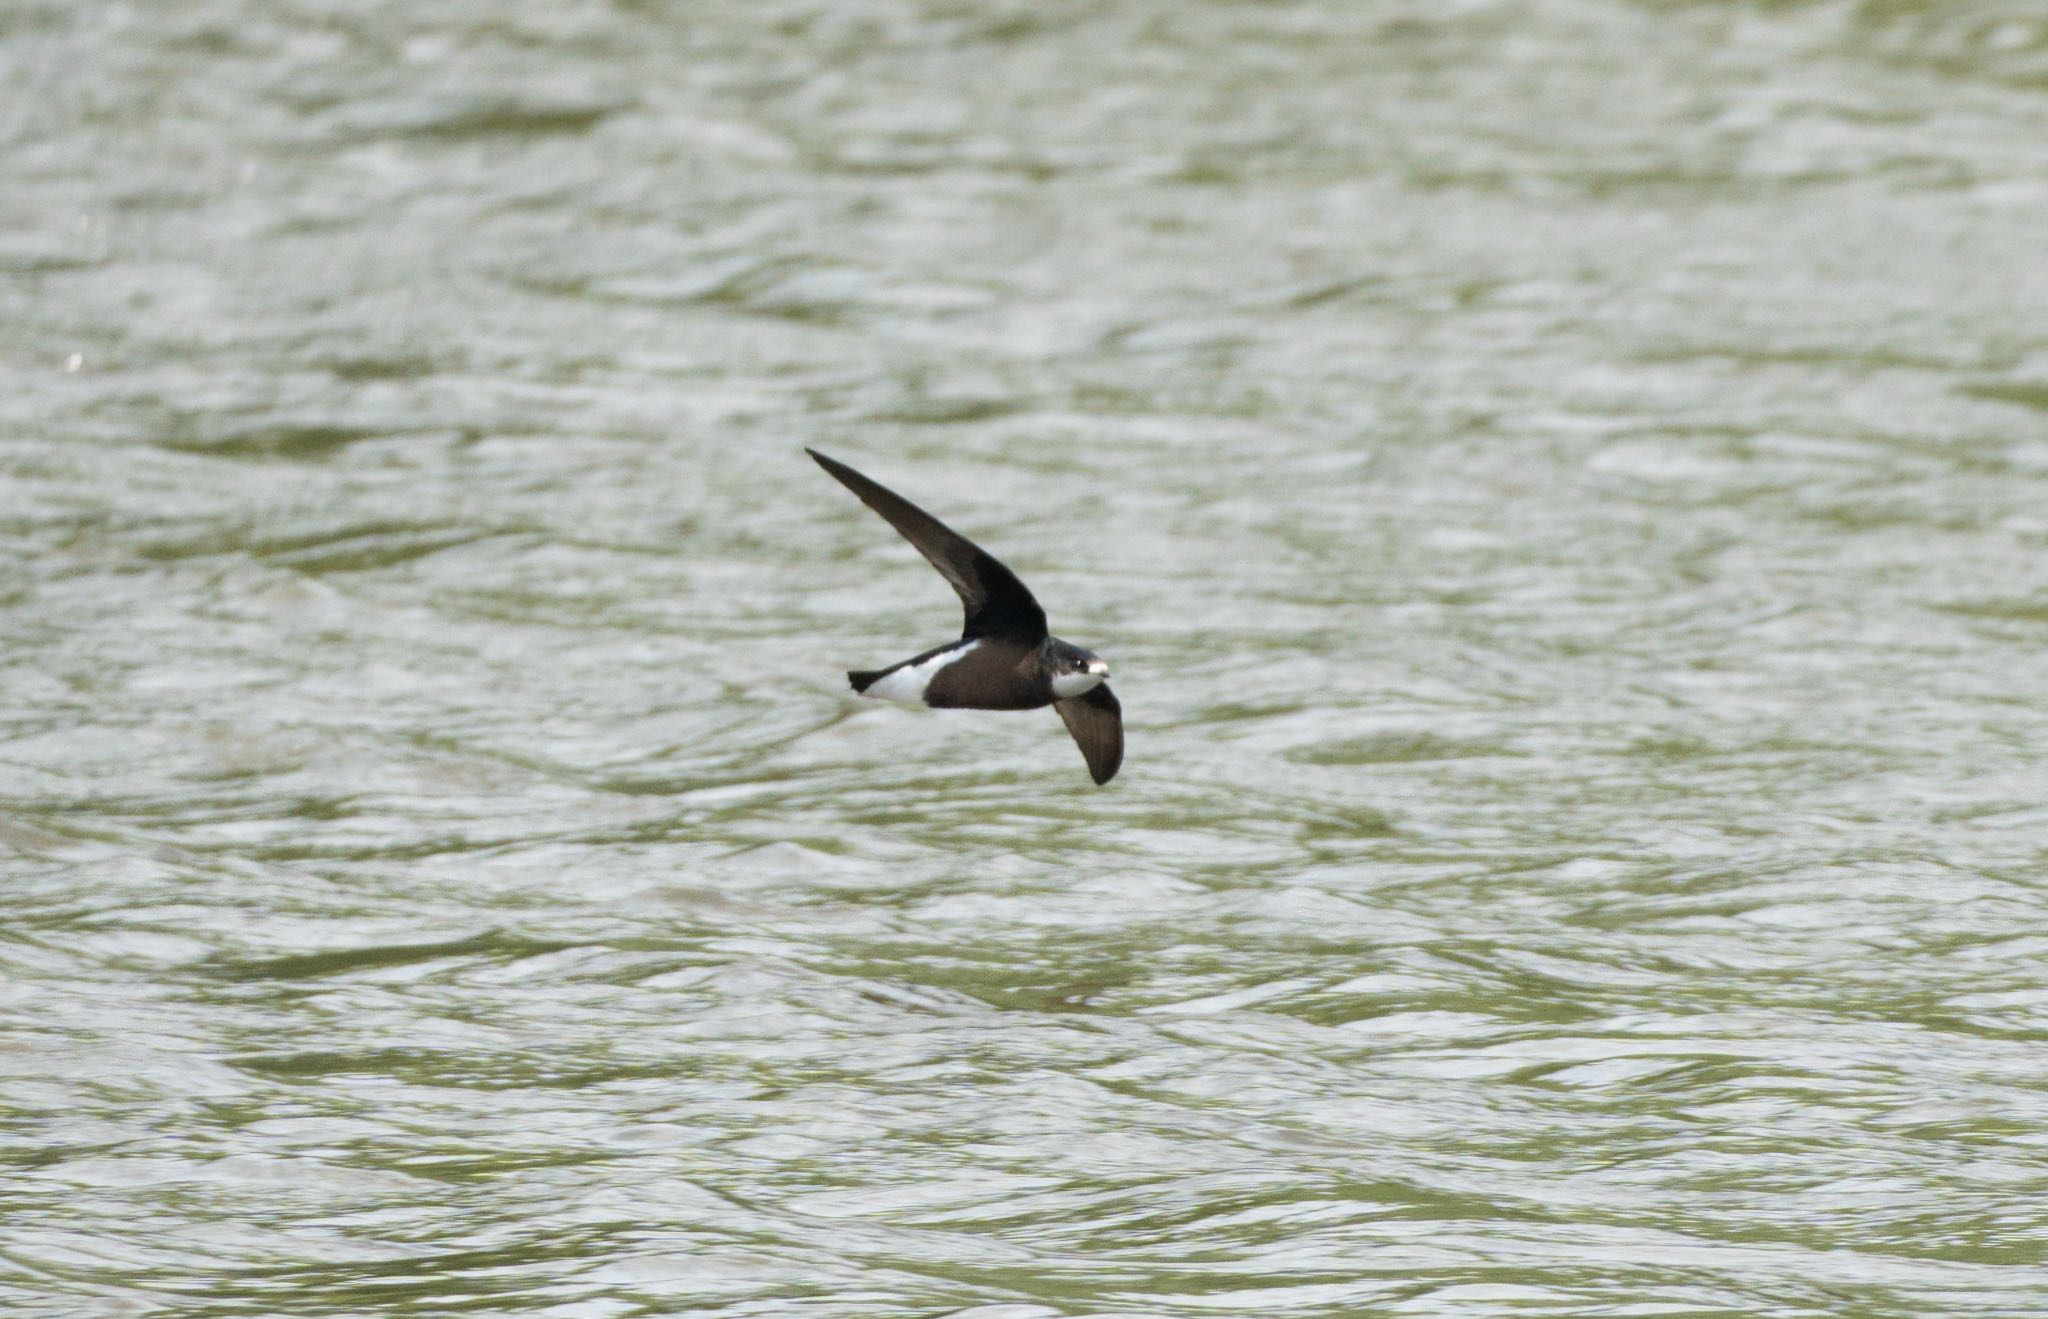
6, 2, 2048, 1314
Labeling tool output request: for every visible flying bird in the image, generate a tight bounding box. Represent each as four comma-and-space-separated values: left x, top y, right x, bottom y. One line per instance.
807, 448, 1122, 785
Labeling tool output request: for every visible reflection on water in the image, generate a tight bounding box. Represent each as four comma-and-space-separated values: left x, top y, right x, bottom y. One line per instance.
6, 1, 2048, 1314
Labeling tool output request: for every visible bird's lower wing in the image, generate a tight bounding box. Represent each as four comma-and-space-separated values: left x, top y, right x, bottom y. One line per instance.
1055, 684, 1123, 785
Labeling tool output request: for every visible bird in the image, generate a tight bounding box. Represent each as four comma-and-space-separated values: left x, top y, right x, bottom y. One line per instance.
807, 448, 1122, 785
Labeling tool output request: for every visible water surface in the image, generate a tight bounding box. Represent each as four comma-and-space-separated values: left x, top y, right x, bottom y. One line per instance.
6, 2, 2048, 1315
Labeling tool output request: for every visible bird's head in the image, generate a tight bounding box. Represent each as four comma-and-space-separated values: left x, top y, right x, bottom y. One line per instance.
1045, 639, 1110, 698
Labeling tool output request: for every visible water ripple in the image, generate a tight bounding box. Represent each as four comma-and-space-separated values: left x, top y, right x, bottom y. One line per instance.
5, 0, 2048, 1315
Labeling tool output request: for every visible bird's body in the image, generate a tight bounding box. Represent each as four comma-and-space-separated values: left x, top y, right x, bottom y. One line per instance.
853, 639, 1027, 709
808, 449, 1123, 785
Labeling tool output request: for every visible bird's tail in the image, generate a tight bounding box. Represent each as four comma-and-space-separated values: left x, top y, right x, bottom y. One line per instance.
847, 669, 883, 694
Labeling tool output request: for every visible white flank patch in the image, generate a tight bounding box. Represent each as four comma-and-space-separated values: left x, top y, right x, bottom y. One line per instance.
866, 640, 980, 705
1051, 670, 1105, 699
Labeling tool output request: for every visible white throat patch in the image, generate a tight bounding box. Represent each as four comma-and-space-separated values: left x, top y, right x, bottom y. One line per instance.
866, 640, 981, 705
1050, 670, 1105, 699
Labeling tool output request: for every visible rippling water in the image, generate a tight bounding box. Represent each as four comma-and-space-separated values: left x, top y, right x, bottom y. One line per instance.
7, 1, 2048, 1314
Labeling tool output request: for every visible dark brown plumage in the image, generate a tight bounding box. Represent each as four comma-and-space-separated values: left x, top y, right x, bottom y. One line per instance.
809, 448, 1123, 785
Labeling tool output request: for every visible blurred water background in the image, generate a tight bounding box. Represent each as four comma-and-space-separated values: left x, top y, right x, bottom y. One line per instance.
7, 1, 2048, 1314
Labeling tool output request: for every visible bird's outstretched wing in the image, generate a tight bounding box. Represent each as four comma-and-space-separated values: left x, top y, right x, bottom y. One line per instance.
808, 449, 1049, 643
1055, 684, 1122, 785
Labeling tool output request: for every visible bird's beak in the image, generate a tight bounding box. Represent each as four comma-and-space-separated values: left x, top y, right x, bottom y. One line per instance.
1087, 659, 1110, 677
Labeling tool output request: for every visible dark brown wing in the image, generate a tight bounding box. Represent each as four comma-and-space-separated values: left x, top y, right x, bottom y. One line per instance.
1055, 683, 1122, 785
808, 449, 1048, 643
